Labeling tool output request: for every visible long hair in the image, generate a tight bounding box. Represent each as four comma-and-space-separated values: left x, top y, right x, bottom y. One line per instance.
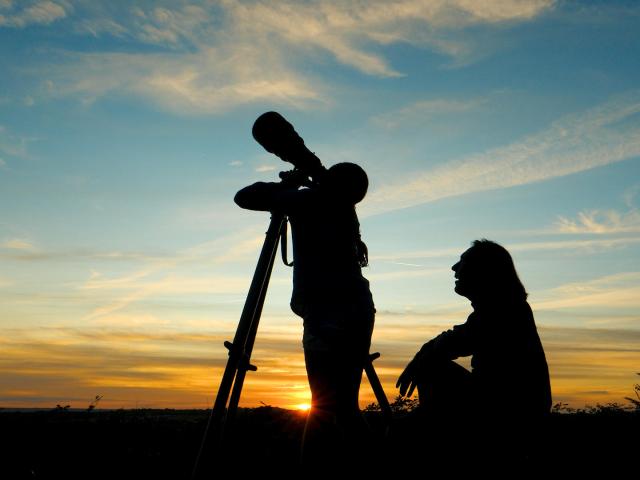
466, 239, 527, 301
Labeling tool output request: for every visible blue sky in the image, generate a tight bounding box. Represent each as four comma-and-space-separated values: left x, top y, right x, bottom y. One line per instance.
1, 0, 639, 409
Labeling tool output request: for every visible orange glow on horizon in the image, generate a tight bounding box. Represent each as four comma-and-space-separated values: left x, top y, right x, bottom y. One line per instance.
1, 324, 639, 410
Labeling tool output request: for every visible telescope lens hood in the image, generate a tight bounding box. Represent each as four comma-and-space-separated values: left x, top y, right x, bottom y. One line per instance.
252, 111, 301, 153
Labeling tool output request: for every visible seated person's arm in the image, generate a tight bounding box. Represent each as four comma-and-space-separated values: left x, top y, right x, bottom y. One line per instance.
397, 318, 475, 397
419, 321, 474, 361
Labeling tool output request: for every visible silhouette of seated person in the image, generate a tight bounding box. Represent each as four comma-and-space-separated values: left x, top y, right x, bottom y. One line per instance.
235, 112, 375, 467
396, 240, 551, 464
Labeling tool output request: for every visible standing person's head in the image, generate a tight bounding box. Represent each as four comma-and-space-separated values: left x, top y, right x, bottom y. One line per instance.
323, 162, 369, 205
451, 239, 527, 303
320, 162, 369, 268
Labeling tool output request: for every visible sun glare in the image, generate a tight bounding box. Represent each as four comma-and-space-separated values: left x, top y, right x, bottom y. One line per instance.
296, 403, 311, 411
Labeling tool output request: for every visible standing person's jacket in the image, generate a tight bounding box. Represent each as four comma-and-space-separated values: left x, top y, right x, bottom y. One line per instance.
234, 181, 374, 324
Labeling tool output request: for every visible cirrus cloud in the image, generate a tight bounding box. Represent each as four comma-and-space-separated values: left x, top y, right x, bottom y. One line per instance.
362, 92, 640, 216
0, 0, 68, 28
555, 208, 640, 234
29, 0, 555, 114
2, 238, 35, 250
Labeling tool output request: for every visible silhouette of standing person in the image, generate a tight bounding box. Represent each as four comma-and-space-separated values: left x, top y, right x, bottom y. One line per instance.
234, 112, 375, 467
396, 240, 551, 466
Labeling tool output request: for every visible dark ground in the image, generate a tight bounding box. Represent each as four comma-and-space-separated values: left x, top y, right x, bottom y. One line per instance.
1, 406, 637, 478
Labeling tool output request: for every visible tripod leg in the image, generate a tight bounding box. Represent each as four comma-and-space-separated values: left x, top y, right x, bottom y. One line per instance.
226, 227, 278, 422
364, 352, 393, 435
192, 214, 286, 479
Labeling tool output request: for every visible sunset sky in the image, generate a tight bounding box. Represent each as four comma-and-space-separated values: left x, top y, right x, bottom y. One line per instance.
1, 0, 639, 410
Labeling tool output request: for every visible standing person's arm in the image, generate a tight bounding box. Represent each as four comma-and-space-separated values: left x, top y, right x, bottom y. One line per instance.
234, 182, 312, 213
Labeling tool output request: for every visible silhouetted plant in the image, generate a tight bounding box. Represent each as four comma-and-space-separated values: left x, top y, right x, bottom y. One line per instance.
552, 375, 640, 415
55, 404, 70, 411
584, 402, 629, 415
87, 395, 103, 412
390, 395, 419, 413
552, 402, 575, 414
364, 395, 419, 413
625, 373, 640, 411
363, 402, 377, 412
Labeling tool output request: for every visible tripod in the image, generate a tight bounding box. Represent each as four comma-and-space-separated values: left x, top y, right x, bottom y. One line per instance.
192, 212, 392, 478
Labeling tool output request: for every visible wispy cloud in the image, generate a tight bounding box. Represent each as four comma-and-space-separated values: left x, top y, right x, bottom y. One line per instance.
0, 227, 270, 321
0, 246, 168, 262
30, 0, 554, 113
533, 272, 640, 312
130, 4, 212, 48
362, 92, 640, 216
623, 183, 640, 208
4, 322, 638, 408
44, 48, 324, 114
551, 185, 640, 235
224, 0, 554, 75
508, 237, 640, 254
539, 326, 640, 405
371, 236, 640, 264
0, 0, 68, 28
0, 326, 310, 408
76, 229, 268, 320
0, 125, 32, 160
1, 238, 35, 250
367, 266, 449, 282
371, 97, 488, 129
82, 274, 253, 320
72, 3, 216, 49
0, 230, 264, 264
555, 208, 640, 234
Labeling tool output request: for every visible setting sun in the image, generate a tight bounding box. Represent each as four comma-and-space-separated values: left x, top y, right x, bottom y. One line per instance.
296, 404, 311, 411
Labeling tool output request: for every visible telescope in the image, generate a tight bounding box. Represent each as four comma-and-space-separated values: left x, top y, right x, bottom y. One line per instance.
191, 112, 391, 478
252, 111, 326, 188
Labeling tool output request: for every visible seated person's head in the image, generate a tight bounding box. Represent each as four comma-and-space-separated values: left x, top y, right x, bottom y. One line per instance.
452, 239, 527, 302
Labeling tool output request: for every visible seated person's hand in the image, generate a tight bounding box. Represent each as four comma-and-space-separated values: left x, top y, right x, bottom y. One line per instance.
396, 341, 436, 397
396, 355, 421, 397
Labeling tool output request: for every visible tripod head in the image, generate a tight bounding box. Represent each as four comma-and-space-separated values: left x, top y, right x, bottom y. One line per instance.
253, 112, 326, 187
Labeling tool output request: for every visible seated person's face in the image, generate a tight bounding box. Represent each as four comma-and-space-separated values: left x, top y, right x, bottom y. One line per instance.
451, 249, 477, 299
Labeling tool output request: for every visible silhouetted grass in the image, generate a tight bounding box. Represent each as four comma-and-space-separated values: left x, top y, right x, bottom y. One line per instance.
2, 380, 638, 478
